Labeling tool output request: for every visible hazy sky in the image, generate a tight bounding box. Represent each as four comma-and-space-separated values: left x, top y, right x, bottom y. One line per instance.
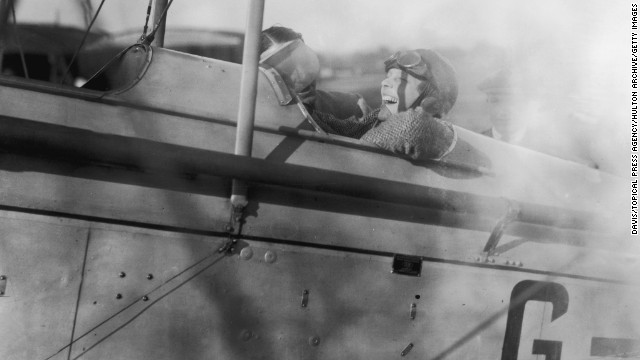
16, 1, 628, 87
15, 0, 628, 107
15, 0, 626, 54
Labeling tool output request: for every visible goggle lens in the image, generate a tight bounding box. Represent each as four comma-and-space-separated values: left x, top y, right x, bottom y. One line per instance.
384, 50, 430, 81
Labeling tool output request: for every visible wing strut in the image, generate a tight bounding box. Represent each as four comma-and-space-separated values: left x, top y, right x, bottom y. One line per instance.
229, 0, 266, 235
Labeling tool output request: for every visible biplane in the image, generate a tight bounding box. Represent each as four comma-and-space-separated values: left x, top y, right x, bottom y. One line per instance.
0, 1, 637, 359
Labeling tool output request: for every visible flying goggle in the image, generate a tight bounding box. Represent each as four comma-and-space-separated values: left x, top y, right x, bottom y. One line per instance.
259, 39, 319, 93
259, 39, 325, 133
384, 50, 433, 82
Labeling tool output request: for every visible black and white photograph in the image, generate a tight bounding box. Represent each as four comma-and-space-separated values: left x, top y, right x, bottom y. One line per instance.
0, 0, 637, 359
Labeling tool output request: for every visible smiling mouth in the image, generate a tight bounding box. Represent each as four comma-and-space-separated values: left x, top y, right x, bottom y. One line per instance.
382, 95, 398, 104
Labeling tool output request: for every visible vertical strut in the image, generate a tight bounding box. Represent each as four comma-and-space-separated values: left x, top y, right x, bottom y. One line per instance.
231, 0, 266, 211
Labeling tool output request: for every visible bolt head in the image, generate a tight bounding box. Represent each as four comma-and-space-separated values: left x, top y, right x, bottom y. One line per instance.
142, 296, 149, 302
119, 272, 126, 278
0, 275, 6, 280
116, 293, 122, 299
239, 247, 253, 261
264, 250, 277, 264
146, 274, 153, 280
308, 336, 320, 346
240, 329, 252, 341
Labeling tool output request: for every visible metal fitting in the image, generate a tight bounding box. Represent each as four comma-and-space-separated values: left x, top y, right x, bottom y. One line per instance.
239, 247, 253, 260
308, 336, 320, 346
401, 343, 414, 356
264, 250, 277, 264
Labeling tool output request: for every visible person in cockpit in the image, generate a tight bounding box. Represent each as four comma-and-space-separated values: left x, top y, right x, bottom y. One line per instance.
260, 26, 457, 160
312, 49, 459, 160
260, 25, 371, 121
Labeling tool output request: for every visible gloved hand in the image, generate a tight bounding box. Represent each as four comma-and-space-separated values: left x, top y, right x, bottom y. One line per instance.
297, 83, 317, 106
362, 106, 457, 160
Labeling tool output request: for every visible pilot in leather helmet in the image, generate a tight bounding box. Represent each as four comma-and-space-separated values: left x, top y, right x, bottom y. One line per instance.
260, 26, 370, 121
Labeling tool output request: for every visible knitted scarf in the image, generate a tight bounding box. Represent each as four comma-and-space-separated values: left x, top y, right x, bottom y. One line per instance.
312, 107, 457, 160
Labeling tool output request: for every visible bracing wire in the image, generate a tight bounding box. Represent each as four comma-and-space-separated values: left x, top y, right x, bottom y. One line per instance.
60, 0, 106, 85
141, 0, 174, 45
139, 0, 153, 42
42, 242, 231, 360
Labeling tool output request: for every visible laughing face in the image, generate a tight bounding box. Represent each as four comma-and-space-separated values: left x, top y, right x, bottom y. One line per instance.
380, 68, 423, 115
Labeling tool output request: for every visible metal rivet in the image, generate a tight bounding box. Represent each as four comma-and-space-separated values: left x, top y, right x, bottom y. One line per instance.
119, 272, 126, 278
116, 293, 122, 299
240, 247, 253, 260
0, 291, 4, 296
0, 275, 6, 280
142, 296, 149, 302
240, 329, 252, 342
264, 250, 277, 263
146, 274, 153, 280
308, 336, 320, 346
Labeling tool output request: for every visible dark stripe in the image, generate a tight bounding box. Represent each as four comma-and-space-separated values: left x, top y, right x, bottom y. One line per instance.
591, 337, 640, 357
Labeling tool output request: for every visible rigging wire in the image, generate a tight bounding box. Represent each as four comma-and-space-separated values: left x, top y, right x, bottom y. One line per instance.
60, 0, 106, 85
140, 0, 174, 45
9, 0, 28, 79
70, 251, 228, 360
41, 240, 232, 360
139, 0, 153, 42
